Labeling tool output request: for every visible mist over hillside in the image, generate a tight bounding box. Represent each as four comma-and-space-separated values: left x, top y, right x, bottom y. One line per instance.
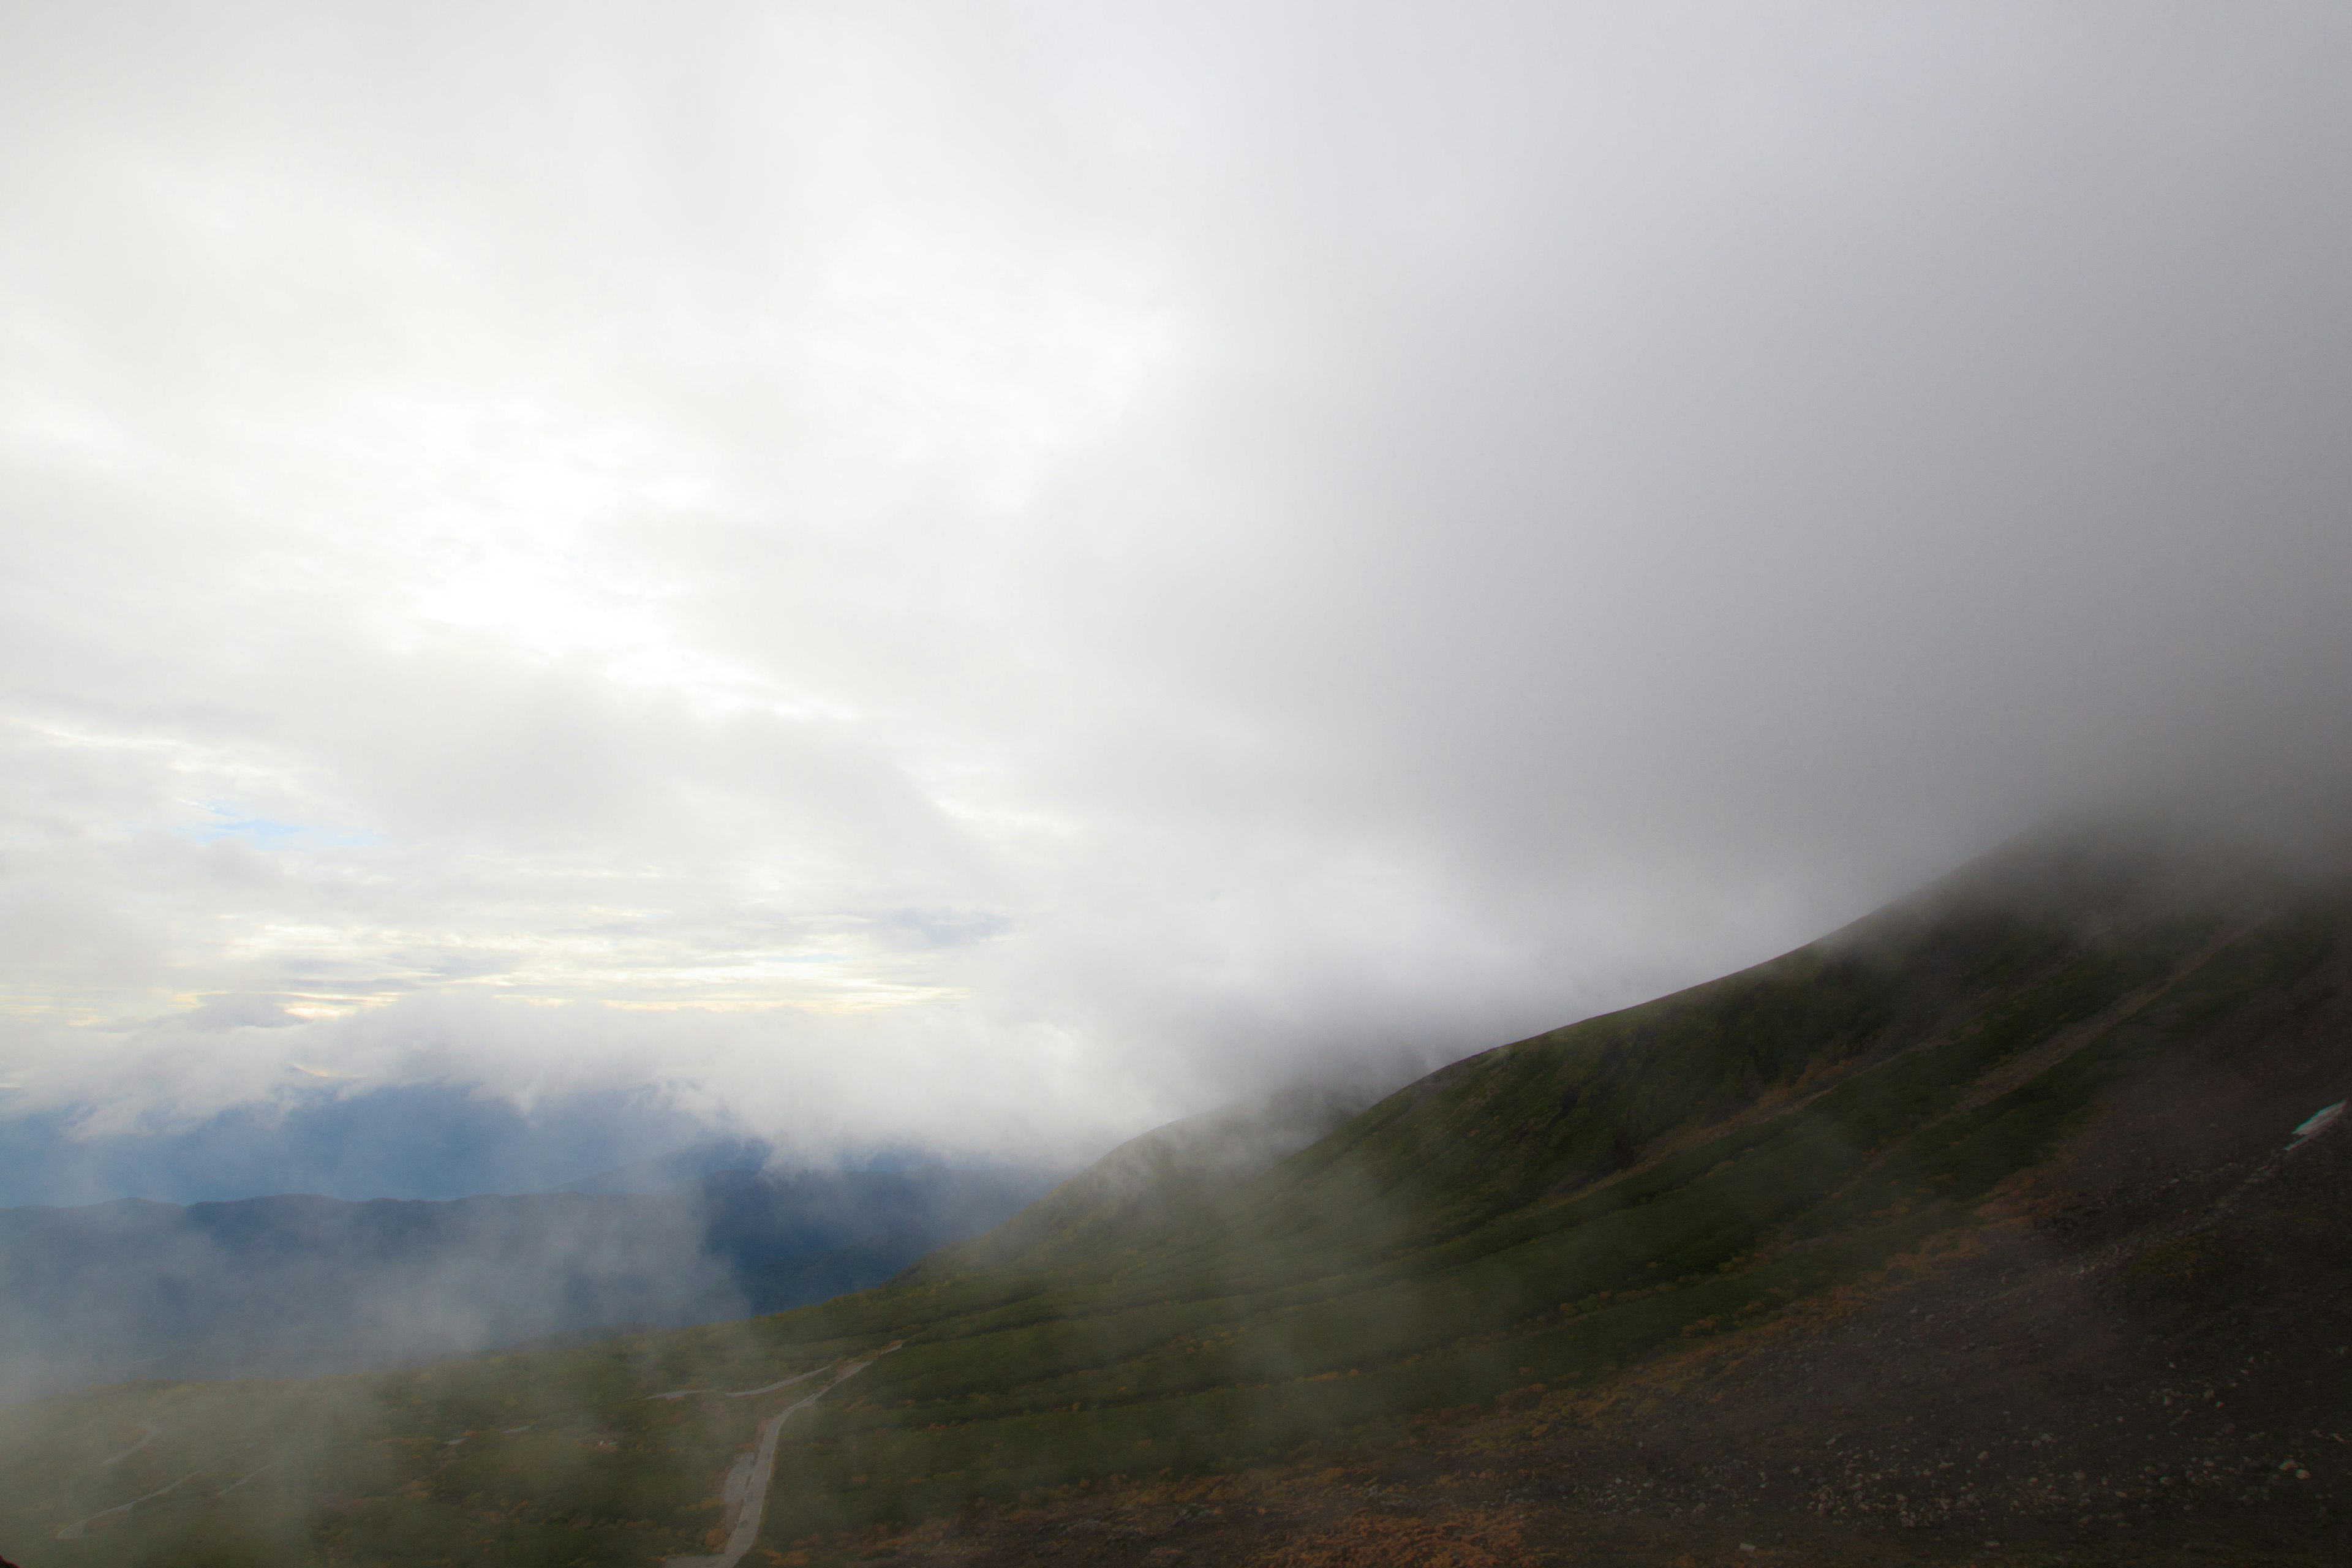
0, 1164, 1058, 1401
5, 4, 2352, 1561
7, 824, 2348, 1566
0, 1085, 732, 1209
7, 1, 2352, 1191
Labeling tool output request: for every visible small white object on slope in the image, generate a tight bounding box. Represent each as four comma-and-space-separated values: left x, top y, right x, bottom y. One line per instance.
2288, 1101, 2345, 1148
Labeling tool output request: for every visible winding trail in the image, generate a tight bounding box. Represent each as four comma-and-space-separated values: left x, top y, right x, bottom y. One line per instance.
663, 1344, 901, 1568
216, 1463, 271, 1498
56, 1469, 205, 1540
652, 1368, 827, 1402
98, 1422, 159, 1468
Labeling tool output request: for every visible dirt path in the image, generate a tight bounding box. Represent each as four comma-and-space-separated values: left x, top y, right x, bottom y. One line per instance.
56, 1468, 205, 1540
216, 1463, 270, 1498
97, 1421, 159, 1469
654, 1367, 828, 1403
664, 1344, 900, 1568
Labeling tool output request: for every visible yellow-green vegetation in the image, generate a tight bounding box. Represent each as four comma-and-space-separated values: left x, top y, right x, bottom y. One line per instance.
6, 831, 2337, 1566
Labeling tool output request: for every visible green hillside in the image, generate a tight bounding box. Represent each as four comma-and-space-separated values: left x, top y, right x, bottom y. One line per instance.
5, 826, 2341, 1566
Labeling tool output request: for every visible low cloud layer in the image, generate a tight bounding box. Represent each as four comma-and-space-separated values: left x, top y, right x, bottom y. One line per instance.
0, 1163, 1061, 1399
5, 4, 2350, 1196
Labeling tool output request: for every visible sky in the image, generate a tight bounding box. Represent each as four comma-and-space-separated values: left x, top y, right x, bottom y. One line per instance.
4, 2, 2350, 1200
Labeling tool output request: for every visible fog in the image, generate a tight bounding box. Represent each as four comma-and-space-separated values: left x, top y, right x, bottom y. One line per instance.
0, 1163, 1060, 1401
0, 1188, 741, 1403
4, 3, 2350, 1196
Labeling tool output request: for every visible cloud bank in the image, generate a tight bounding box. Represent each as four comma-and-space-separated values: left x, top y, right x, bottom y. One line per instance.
4, 2, 2349, 1194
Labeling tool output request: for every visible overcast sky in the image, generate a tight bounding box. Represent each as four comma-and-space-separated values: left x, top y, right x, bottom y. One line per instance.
4, 2, 2349, 1186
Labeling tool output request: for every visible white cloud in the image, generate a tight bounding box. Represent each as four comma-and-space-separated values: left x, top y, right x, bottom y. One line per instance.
3, 2, 2350, 1178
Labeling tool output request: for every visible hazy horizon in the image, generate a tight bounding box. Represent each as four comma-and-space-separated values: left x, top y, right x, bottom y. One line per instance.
6, 3, 2350, 1204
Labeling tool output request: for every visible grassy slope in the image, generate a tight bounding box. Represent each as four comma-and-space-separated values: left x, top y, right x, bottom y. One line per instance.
739, 844, 2334, 1546
2, 830, 2336, 1567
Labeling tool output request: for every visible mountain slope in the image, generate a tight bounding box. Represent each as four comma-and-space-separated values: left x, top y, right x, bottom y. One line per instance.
729, 828, 2340, 1540
957, 1069, 1408, 1269
4, 826, 2346, 1567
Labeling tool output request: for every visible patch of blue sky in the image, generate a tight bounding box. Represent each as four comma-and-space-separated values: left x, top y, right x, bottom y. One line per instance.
177, 802, 384, 850
878, 908, 1011, 949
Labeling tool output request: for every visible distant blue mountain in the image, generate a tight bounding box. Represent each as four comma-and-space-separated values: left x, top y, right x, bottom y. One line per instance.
0, 1082, 718, 1206
0, 1164, 1063, 1400
557, 1135, 776, 1194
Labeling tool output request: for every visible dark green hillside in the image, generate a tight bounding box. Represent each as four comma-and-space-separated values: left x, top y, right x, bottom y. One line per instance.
6, 827, 2344, 1567
955, 1072, 1401, 1266
723, 832, 2334, 1542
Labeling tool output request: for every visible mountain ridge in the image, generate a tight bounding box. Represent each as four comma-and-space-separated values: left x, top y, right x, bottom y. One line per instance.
4, 822, 2346, 1566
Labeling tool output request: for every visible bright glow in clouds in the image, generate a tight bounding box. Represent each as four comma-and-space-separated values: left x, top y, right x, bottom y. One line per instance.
4, 2, 2351, 1178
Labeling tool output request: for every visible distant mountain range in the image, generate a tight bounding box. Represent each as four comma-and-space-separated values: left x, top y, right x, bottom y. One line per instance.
0, 1163, 1061, 1398
557, 1134, 777, 1194
7, 823, 2348, 1566
0, 1083, 733, 1210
